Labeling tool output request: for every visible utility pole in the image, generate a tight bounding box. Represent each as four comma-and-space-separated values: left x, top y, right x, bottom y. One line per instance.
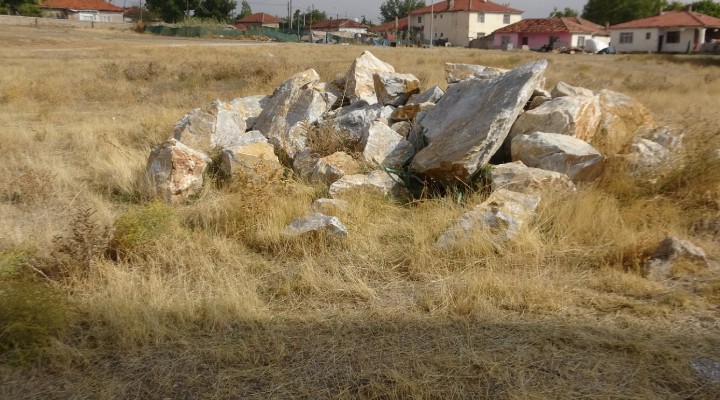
429, 1, 434, 48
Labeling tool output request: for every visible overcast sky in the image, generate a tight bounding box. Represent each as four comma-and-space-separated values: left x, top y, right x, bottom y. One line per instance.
244, 0, 591, 23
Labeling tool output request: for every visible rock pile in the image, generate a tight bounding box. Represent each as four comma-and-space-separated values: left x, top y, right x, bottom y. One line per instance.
144, 50, 683, 245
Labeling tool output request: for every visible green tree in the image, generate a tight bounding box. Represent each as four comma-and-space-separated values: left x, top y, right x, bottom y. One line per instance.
548, 6, 579, 18
239, 0, 251, 18
193, 0, 236, 21
0, 0, 42, 16
664, 1, 686, 10
690, 0, 720, 17
582, 0, 668, 25
146, 0, 236, 23
379, 0, 426, 23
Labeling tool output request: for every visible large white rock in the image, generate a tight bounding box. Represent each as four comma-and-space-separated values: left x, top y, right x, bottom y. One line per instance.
284, 213, 348, 238
229, 95, 268, 130
437, 189, 540, 246
491, 161, 575, 196
621, 126, 685, 174
309, 151, 361, 185
410, 60, 548, 182
373, 71, 420, 106
511, 132, 605, 182
253, 69, 330, 160
329, 170, 407, 199
220, 141, 282, 179
595, 89, 655, 155
344, 51, 395, 105
551, 81, 594, 98
172, 108, 215, 152
445, 63, 507, 83
146, 139, 211, 204
174, 100, 259, 153
333, 101, 385, 141
407, 86, 444, 105
361, 121, 415, 168
509, 95, 602, 144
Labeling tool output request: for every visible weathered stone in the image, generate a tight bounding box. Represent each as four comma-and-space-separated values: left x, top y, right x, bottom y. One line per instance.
595, 89, 655, 155
437, 189, 540, 246
292, 149, 318, 180
373, 71, 420, 106
623, 138, 669, 171
310, 151, 361, 185
334, 101, 385, 141
491, 161, 575, 196
644, 236, 708, 280
344, 51, 395, 105
410, 60, 548, 182
284, 213, 348, 238
220, 142, 282, 178
407, 85, 444, 105
551, 81, 594, 98
329, 170, 407, 199
229, 95, 268, 130
314, 82, 342, 110
390, 121, 412, 138
528, 95, 551, 110
146, 139, 211, 204
253, 69, 330, 160
172, 108, 216, 152
362, 121, 415, 168
310, 198, 350, 214
511, 132, 605, 182
232, 130, 267, 146
533, 88, 552, 98
509, 95, 602, 144
445, 63, 507, 83
390, 102, 435, 122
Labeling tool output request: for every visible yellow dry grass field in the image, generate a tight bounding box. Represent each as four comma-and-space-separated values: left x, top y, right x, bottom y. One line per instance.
2, 24, 720, 399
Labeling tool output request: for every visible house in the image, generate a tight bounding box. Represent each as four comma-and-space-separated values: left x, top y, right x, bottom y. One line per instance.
408, 0, 522, 47
493, 17, 609, 50
236, 12, 282, 29
610, 10, 720, 53
41, 0, 124, 23
310, 18, 368, 34
371, 17, 409, 40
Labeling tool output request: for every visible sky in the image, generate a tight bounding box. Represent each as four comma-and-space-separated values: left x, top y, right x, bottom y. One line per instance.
243, 0, 590, 23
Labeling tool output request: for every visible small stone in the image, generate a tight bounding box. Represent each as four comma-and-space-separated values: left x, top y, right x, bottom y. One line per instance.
284, 213, 348, 237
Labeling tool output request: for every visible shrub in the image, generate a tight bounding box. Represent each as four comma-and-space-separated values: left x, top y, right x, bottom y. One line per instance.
109, 202, 181, 258
50, 208, 113, 280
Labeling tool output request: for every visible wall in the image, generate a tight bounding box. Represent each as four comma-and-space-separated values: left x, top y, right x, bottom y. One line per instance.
612, 27, 698, 53
409, 10, 520, 47
0, 14, 131, 29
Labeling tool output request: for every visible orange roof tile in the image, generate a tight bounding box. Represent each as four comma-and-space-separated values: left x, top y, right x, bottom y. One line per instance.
610, 11, 720, 29
410, 0, 522, 15
41, 0, 123, 12
236, 12, 282, 24
371, 17, 409, 32
311, 18, 367, 30
495, 17, 608, 35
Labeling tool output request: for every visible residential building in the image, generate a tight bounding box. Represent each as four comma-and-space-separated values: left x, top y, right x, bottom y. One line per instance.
610, 10, 720, 53
493, 17, 609, 50
370, 17, 409, 40
41, 0, 124, 23
408, 0, 522, 47
310, 19, 368, 34
236, 12, 282, 29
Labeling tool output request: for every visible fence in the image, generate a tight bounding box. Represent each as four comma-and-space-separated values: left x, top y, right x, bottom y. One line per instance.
0, 14, 132, 29
145, 25, 300, 42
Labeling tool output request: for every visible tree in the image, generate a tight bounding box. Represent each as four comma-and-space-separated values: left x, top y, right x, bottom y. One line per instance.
548, 7, 579, 18
239, 0, 251, 18
0, 0, 42, 16
146, 0, 236, 23
379, 0, 426, 23
582, 0, 669, 25
689, 0, 720, 17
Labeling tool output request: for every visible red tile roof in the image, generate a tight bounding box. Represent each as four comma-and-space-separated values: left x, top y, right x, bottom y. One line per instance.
611, 11, 720, 29
311, 18, 367, 30
371, 17, 409, 32
410, 0, 522, 15
495, 17, 608, 35
236, 12, 282, 24
41, 0, 123, 12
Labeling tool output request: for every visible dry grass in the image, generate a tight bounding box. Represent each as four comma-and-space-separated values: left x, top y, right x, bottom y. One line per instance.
1, 25, 720, 399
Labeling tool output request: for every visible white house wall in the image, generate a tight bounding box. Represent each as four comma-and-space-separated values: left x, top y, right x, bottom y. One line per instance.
409, 10, 520, 47
612, 27, 697, 53
468, 12, 520, 43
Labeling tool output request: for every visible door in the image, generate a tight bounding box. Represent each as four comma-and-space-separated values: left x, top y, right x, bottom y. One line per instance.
521, 36, 528, 46
658, 35, 663, 52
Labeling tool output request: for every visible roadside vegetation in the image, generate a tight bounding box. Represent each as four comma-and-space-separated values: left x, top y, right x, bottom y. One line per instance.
1, 25, 720, 398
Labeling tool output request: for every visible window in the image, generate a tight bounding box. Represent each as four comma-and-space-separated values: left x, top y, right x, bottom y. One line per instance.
646, 32, 651, 40
477, 13, 485, 23
434, 14, 437, 19
577, 36, 585, 47
619, 32, 633, 44
666, 31, 680, 43
503, 14, 510, 24
477, 32, 486, 38
440, 14, 443, 19
418, 17, 422, 23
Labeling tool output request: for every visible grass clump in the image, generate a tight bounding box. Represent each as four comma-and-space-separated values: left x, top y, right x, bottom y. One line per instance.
109, 201, 182, 259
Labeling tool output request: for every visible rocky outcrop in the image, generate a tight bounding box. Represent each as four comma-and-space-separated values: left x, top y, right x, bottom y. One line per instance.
253, 69, 331, 160
511, 132, 605, 182
509, 95, 602, 144
333, 101, 385, 141
344, 51, 395, 105
491, 161, 575, 196
373, 72, 420, 106
329, 170, 407, 199
410, 60, 548, 183
595, 89, 655, 155
146, 139, 211, 204
309, 151, 361, 185
445, 63, 506, 83
362, 121, 414, 168
229, 95, 268, 131
220, 141, 282, 179
284, 213, 348, 238
437, 189, 540, 246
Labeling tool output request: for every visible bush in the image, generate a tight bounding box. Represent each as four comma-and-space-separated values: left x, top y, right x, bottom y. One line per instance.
109, 201, 181, 258
50, 208, 112, 280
